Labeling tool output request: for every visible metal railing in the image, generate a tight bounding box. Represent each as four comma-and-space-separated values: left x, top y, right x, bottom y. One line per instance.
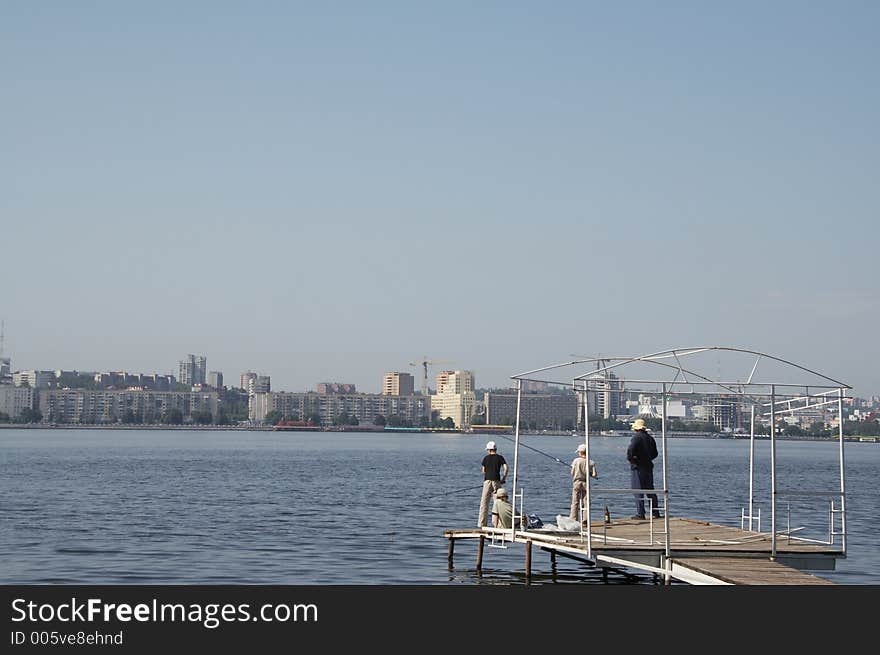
777, 490, 847, 548
583, 488, 668, 547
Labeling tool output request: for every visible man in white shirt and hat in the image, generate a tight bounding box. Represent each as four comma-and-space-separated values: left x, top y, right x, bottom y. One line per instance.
569, 443, 598, 522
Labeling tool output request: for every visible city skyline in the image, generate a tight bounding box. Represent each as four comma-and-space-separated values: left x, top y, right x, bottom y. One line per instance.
2, 341, 878, 399
3, 3, 877, 399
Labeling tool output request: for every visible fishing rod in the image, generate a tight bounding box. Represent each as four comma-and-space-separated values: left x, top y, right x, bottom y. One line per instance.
494, 433, 569, 467
442, 433, 608, 496
495, 433, 608, 478
441, 483, 485, 496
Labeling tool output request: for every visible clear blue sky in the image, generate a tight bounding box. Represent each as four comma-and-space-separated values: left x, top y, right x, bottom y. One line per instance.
3, 1, 878, 395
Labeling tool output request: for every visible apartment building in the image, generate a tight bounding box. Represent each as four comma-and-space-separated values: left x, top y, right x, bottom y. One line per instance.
484, 391, 578, 430
250, 391, 430, 426
0, 385, 34, 419
382, 372, 414, 396
39, 389, 219, 424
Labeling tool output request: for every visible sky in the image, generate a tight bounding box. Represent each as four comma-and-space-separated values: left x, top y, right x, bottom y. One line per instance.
2, 1, 878, 396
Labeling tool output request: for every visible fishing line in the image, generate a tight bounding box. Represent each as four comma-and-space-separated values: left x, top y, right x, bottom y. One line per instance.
441, 437, 570, 496
443, 432, 626, 495
441, 483, 485, 496
495, 433, 568, 466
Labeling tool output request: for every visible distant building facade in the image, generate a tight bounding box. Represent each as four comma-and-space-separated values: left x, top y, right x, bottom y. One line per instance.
638, 399, 688, 419
316, 383, 356, 394
93, 371, 175, 390
432, 370, 477, 428
382, 372, 414, 396
207, 371, 224, 390
39, 389, 219, 424
578, 372, 625, 421
484, 392, 578, 430
435, 370, 474, 395
178, 355, 207, 386
702, 395, 743, 431
0, 386, 34, 419
13, 370, 55, 389
240, 371, 257, 391
250, 391, 429, 426
521, 380, 549, 393
250, 376, 271, 394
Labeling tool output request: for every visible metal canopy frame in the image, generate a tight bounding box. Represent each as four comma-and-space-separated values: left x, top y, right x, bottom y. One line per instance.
505, 346, 849, 570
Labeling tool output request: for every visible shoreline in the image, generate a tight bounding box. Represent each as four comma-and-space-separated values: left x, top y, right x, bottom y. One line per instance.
0, 423, 876, 442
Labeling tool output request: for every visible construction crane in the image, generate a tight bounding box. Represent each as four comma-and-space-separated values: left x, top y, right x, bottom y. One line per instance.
409, 356, 454, 396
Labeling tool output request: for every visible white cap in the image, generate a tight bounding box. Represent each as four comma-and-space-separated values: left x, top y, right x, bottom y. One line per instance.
576, 444, 587, 453
486, 441, 497, 450
494, 487, 508, 499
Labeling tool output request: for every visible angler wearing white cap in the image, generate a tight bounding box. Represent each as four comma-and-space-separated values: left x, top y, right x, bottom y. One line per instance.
569, 443, 599, 522
477, 440, 508, 528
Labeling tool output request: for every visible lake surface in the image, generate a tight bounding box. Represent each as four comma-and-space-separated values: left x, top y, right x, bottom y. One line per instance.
1, 429, 878, 584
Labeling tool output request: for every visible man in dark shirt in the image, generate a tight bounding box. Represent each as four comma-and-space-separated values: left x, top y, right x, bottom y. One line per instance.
478, 441, 508, 527
626, 419, 660, 519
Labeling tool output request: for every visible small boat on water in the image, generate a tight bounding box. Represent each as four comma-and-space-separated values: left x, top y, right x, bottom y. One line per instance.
273, 420, 321, 431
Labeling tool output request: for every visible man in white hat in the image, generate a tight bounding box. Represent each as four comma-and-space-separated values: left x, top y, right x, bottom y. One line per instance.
627, 419, 660, 519
569, 443, 598, 522
491, 487, 513, 528
478, 441, 508, 527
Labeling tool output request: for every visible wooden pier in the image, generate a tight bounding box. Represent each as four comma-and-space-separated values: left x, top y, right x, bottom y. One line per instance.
445, 516, 841, 585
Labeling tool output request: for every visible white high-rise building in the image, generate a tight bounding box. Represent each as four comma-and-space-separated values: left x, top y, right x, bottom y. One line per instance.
435, 370, 474, 395
432, 370, 477, 428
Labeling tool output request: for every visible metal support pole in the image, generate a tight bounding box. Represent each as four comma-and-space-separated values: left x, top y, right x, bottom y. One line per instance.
447, 538, 455, 568
661, 383, 670, 578
511, 380, 523, 543
838, 388, 847, 554
829, 500, 834, 545
583, 386, 593, 557
787, 502, 791, 543
749, 405, 755, 531
476, 535, 485, 571
770, 385, 777, 559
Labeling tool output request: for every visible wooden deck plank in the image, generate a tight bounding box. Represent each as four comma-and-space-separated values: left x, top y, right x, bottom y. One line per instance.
444, 516, 841, 585
446, 517, 840, 554
672, 557, 836, 585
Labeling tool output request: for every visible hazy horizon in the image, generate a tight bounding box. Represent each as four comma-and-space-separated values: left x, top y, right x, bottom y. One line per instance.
3, 2, 877, 397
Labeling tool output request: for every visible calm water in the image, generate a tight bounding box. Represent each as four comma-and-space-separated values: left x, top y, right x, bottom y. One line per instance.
1, 429, 878, 584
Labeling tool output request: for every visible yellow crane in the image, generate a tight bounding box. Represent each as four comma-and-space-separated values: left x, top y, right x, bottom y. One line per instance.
409, 357, 454, 396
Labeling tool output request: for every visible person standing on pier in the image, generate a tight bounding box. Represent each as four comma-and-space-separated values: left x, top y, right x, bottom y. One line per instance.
570, 443, 598, 523
627, 419, 660, 519
478, 441, 508, 527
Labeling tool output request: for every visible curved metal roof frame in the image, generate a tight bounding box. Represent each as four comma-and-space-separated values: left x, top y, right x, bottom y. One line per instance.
512, 346, 851, 393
